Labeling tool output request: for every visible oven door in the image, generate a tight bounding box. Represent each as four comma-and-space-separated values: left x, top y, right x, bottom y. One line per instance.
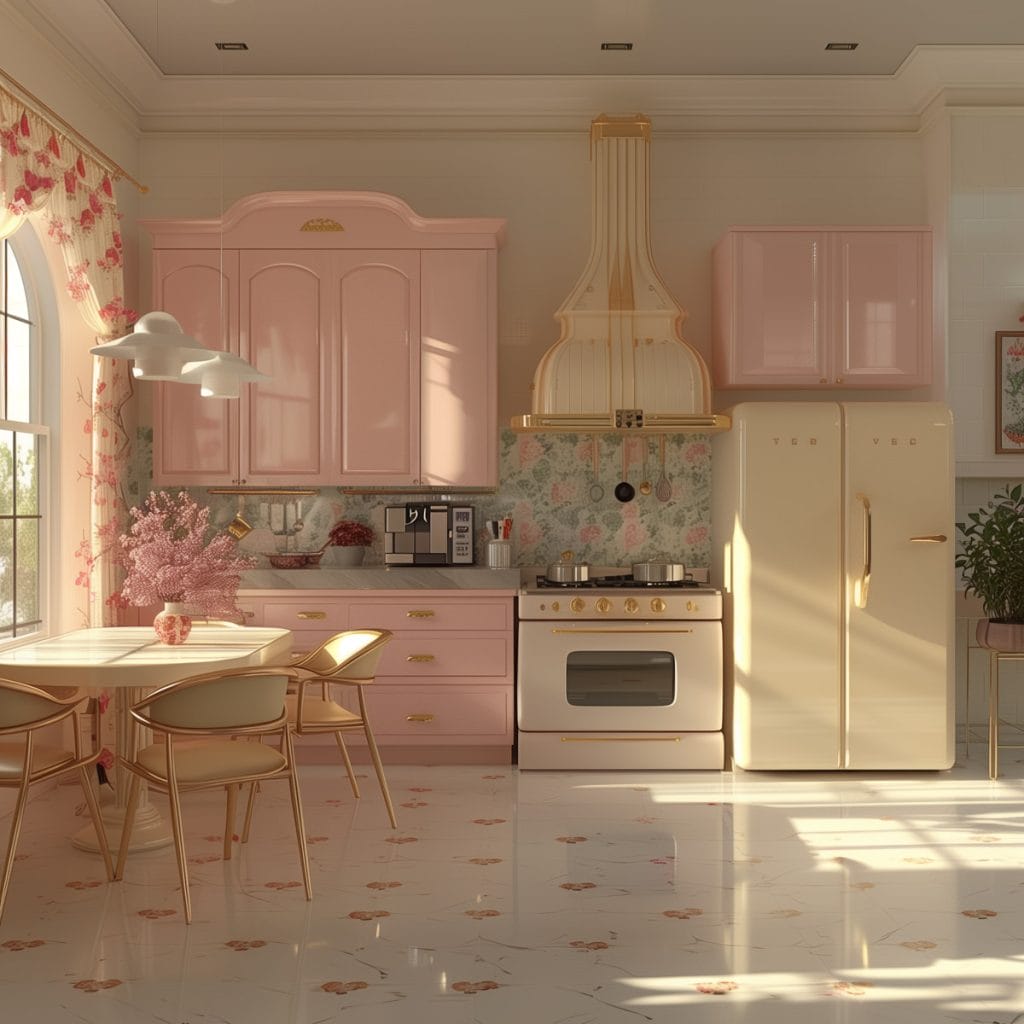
517, 620, 722, 731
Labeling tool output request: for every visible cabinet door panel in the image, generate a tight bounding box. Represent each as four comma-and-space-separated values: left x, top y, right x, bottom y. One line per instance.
833, 231, 931, 387
152, 251, 239, 485
335, 251, 420, 484
421, 250, 496, 487
717, 231, 828, 387
241, 252, 331, 483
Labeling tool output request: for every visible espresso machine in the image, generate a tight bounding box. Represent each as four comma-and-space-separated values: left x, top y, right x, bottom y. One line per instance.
383, 503, 475, 565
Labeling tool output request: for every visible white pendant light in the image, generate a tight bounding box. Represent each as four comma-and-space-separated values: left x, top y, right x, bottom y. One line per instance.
90, 311, 211, 381
179, 351, 270, 399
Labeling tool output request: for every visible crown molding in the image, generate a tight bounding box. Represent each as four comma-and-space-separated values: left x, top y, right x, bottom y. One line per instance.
8, 0, 1024, 135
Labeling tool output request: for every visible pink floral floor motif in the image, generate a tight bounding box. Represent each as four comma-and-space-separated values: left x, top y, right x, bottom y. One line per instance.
0, 758, 1022, 1022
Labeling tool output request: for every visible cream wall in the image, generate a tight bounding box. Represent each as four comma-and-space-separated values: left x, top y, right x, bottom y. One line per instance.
135, 129, 931, 426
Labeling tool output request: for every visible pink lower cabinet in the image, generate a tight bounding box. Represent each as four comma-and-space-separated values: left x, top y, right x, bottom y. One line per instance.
238, 591, 515, 764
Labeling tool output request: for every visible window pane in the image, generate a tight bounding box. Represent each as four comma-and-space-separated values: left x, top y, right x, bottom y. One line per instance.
0, 431, 12, 516
15, 515, 39, 630
6, 244, 29, 321
7, 318, 31, 422
15, 432, 38, 515
0, 516, 12, 635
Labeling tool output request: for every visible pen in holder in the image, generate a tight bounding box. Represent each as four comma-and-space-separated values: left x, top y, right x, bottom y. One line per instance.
485, 539, 512, 569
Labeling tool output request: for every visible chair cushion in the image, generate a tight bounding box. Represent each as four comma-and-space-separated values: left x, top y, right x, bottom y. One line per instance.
285, 694, 361, 729
0, 743, 76, 780
136, 740, 287, 785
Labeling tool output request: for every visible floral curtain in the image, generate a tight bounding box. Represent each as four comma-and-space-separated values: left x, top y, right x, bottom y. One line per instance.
0, 83, 136, 626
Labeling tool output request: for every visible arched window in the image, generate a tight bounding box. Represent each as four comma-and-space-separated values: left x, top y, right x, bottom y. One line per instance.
0, 231, 50, 642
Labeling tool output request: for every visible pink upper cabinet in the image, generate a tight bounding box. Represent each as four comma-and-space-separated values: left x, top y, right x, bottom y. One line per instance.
712, 227, 933, 390
144, 193, 505, 488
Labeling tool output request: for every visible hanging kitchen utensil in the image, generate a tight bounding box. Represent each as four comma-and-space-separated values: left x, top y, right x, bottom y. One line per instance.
226, 495, 253, 540
614, 439, 635, 503
655, 435, 672, 502
639, 441, 652, 496
589, 434, 604, 503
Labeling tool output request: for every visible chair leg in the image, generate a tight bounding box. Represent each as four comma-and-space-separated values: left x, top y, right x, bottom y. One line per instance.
114, 772, 142, 881
333, 732, 360, 799
359, 721, 397, 829
223, 784, 238, 861
0, 776, 33, 924
241, 781, 259, 844
78, 766, 114, 881
284, 730, 312, 902
166, 775, 193, 924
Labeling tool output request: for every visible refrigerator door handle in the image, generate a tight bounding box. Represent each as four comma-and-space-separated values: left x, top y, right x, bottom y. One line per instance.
909, 534, 948, 543
854, 493, 872, 609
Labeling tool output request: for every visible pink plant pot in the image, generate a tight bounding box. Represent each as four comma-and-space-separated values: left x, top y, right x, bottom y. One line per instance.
976, 619, 1024, 652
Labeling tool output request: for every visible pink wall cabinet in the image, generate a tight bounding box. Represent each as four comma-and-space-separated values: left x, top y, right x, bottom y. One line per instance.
712, 227, 933, 389
145, 192, 505, 488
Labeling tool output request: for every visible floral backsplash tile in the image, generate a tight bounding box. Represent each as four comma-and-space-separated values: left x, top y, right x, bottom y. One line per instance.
134, 429, 711, 569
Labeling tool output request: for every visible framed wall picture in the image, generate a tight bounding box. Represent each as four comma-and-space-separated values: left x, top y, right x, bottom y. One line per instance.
996, 331, 1024, 453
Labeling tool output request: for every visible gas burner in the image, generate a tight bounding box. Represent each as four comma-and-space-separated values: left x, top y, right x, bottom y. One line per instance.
534, 574, 701, 591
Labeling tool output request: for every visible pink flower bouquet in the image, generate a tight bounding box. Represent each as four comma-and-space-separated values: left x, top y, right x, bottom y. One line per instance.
327, 519, 374, 547
119, 491, 255, 616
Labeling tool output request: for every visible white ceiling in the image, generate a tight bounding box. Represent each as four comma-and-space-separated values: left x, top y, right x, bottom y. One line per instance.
67, 0, 1024, 78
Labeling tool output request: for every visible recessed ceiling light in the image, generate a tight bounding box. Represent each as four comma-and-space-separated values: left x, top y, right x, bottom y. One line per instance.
214, 42, 249, 51
825, 42, 859, 51
601, 42, 633, 51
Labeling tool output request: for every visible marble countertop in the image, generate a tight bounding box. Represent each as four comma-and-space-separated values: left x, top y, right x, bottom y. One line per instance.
239, 566, 521, 592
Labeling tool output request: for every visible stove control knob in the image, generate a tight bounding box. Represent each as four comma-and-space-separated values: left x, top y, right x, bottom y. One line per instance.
624, 598, 640, 614
687, 600, 698, 613
595, 597, 612, 614
650, 597, 667, 614
570, 598, 586, 614
550, 601, 560, 612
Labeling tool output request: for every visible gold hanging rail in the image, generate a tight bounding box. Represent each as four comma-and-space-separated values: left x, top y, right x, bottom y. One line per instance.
0, 66, 149, 194
207, 487, 319, 496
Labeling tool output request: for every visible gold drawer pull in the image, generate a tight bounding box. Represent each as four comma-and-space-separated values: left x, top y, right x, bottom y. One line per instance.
242, 611, 255, 619
296, 611, 327, 620
406, 654, 436, 663
406, 713, 435, 723
909, 534, 947, 543
406, 609, 436, 618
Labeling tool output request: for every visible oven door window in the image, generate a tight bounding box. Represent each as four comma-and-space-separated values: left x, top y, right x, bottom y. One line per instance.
565, 650, 675, 707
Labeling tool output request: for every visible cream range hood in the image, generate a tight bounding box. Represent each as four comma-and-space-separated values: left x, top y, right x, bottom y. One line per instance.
512, 114, 728, 434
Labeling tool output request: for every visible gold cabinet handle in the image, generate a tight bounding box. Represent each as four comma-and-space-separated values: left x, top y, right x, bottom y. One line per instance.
406, 654, 436, 663
406, 609, 435, 619
406, 713, 435, 723
910, 534, 947, 543
297, 611, 327, 620
242, 610, 255, 619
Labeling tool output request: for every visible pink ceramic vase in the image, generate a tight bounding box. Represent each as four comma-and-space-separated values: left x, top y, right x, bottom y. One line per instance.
154, 602, 193, 645
976, 619, 1024, 652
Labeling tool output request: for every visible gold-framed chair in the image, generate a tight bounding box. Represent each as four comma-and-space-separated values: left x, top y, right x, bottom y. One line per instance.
249, 629, 397, 830
0, 677, 114, 923
113, 666, 311, 924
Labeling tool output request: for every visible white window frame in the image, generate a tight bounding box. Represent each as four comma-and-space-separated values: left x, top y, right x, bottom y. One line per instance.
0, 228, 56, 647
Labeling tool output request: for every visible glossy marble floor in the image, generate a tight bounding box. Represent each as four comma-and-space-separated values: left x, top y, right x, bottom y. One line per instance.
1, 749, 1023, 1023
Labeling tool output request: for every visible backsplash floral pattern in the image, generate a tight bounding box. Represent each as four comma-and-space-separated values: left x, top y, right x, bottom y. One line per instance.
134, 429, 711, 570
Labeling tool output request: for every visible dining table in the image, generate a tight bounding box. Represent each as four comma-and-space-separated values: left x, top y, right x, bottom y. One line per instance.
0, 625, 293, 853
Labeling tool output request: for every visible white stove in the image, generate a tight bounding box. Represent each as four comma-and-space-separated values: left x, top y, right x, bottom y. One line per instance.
516, 568, 725, 771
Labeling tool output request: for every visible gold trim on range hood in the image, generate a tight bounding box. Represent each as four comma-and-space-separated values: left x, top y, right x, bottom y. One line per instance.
511, 114, 725, 435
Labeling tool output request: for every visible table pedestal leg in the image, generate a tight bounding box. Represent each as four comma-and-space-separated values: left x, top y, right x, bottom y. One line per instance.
70, 686, 173, 853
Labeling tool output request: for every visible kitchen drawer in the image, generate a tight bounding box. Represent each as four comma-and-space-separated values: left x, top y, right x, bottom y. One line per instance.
260, 602, 350, 632
342, 685, 513, 742
379, 634, 510, 679
347, 599, 510, 632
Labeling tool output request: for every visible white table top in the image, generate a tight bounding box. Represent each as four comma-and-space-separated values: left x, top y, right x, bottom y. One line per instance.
0, 626, 293, 688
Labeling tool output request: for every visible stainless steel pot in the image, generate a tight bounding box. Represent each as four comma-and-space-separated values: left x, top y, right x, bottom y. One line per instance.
546, 551, 589, 584
631, 560, 686, 584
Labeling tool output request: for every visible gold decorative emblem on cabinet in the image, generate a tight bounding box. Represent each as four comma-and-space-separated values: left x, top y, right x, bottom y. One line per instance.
299, 217, 345, 232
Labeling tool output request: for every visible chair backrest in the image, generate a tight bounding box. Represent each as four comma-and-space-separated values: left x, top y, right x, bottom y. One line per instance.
131, 667, 295, 733
0, 677, 81, 733
295, 629, 392, 680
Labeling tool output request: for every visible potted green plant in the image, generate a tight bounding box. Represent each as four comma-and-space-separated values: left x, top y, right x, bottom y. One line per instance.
956, 483, 1024, 650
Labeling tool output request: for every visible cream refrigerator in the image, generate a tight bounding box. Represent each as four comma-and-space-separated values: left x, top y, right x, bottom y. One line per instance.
712, 402, 954, 770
